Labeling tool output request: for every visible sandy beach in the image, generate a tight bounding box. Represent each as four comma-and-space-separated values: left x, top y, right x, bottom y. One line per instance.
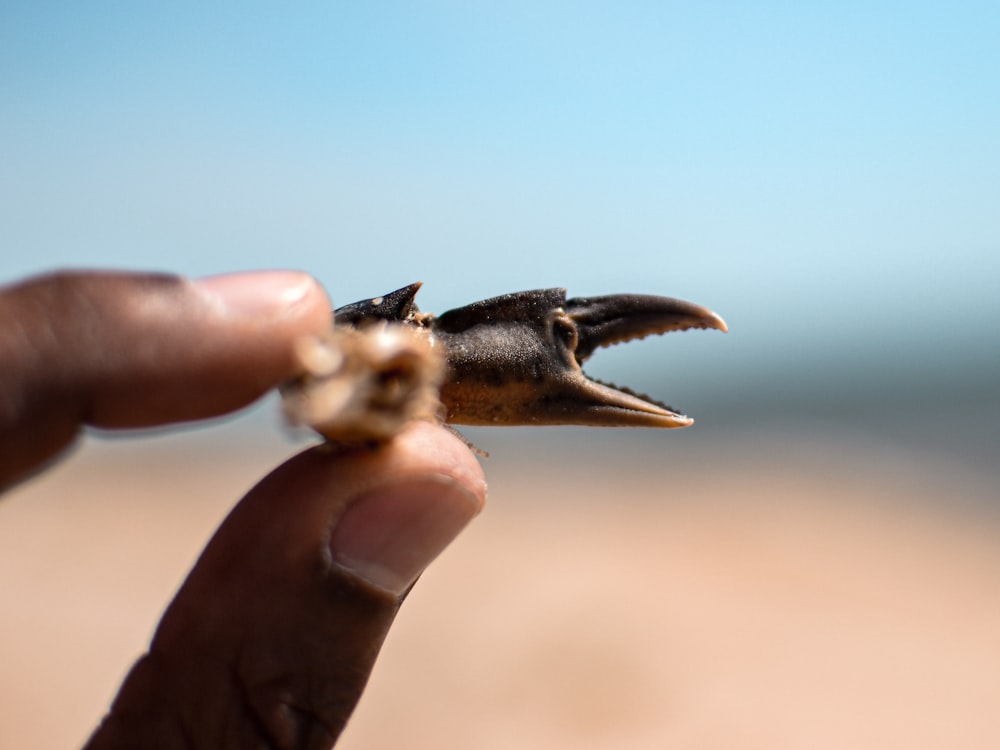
2, 413, 998, 749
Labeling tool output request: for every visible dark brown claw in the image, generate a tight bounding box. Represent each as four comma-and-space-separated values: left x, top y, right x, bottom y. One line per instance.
333, 284, 726, 429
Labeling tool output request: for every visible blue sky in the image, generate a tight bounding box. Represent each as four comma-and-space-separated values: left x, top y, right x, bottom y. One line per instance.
2, 2, 998, 427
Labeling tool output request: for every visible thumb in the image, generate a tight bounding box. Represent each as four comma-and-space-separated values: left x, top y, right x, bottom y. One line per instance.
85, 421, 487, 750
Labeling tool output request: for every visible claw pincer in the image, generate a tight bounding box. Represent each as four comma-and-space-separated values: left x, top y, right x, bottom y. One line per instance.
285, 282, 725, 441
345, 283, 725, 427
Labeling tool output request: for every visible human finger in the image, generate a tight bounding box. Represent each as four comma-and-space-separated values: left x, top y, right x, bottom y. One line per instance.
0, 269, 331, 487
84, 420, 486, 750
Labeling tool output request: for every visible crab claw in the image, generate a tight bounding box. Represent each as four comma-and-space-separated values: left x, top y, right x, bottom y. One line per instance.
433, 288, 727, 428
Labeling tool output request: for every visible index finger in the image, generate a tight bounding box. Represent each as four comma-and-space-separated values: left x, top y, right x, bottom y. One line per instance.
0, 269, 332, 488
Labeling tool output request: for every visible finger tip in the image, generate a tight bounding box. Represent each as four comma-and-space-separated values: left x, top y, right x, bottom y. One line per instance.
320, 422, 487, 594
330, 474, 481, 595
391, 421, 488, 504
240, 421, 487, 543
194, 270, 333, 332
281, 423, 487, 593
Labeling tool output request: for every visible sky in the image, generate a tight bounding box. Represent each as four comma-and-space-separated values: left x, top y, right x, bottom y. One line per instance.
2, 2, 998, 451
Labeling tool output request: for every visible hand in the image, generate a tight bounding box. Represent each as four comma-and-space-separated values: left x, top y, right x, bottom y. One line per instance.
0, 270, 487, 749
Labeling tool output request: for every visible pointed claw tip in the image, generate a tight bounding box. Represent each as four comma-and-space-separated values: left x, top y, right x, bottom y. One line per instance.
665, 413, 694, 428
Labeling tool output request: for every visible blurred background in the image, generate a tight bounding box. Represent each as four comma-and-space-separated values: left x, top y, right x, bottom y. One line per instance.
2, 2, 998, 748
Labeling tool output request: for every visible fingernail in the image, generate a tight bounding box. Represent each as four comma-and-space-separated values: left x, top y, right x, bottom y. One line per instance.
330, 476, 482, 595
195, 270, 318, 319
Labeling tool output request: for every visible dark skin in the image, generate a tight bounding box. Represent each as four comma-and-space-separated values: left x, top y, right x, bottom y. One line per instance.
0, 270, 486, 749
